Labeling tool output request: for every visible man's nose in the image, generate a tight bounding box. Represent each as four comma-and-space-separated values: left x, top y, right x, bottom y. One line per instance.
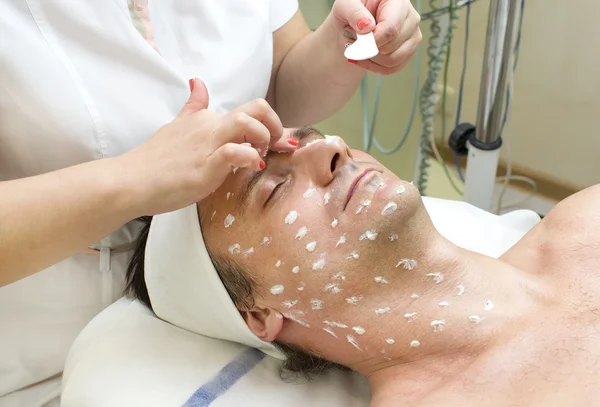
292, 136, 353, 186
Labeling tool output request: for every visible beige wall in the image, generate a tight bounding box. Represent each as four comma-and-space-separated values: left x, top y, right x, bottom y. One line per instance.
299, 0, 600, 189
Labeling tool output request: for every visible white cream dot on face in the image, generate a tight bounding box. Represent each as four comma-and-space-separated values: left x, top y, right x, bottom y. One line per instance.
382, 202, 398, 216
396, 259, 417, 270
295, 226, 309, 240
323, 327, 337, 338
305, 139, 324, 147
270, 285, 284, 295
345, 296, 363, 305
331, 218, 339, 228
285, 210, 299, 224
396, 185, 406, 195
385, 338, 395, 345
323, 283, 342, 294
275, 260, 281, 267
404, 312, 418, 322
484, 300, 494, 311
311, 298, 324, 310
242, 247, 254, 256
359, 230, 378, 241
224, 214, 235, 228
431, 320, 446, 332
346, 335, 362, 351
336, 234, 347, 247
410, 293, 420, 300
275, 312, 283, 320
292, 266, 300, 274
288, 309, 305, 317
325, 135, 343, 146
410, 340, 421, 348
355, 199, 370, 215
312, 253, 327, 271
332, 272, 346, 281
426, 272, 444, 284
226, 192, 233, 200
303, 187, 316, 199
281, 300, 298, 308
324, 321, 348, 329
438, 301, 449, 308
306, 241, 317, 252
374, 276, 389, 284
457, 285, 465, 296
469, 315, 483, 324
297, 282, 306, 291
228, 244, 241, 254
323, 191, 331, 205
261, 236, 272, 245
375, 307, 391, 315
389, 233, 399, 241
347, 250, 360, 259
352, 326, 366, 335
233, 167, 239, 174
211, 210, 217, 221
283, 313, 310, 328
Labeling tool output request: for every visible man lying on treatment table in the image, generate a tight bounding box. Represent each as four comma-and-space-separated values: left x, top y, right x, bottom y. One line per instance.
125, 126, 600, 407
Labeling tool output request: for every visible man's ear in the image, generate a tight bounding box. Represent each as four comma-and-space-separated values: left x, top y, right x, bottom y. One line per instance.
242, 306, 284, 342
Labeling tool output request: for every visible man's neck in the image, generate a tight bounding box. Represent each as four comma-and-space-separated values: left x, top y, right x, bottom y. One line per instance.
349, 234, 546, 405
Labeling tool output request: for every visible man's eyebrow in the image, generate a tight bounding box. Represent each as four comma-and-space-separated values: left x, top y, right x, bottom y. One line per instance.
237, 126, 324, 214
293, 126, 324, 146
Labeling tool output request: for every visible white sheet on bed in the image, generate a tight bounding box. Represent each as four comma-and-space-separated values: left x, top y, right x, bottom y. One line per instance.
61, 197, 541, 407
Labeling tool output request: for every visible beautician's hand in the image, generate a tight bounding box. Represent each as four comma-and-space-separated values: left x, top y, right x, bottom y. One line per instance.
118, 78, 284, 215
332, 0, 422, 75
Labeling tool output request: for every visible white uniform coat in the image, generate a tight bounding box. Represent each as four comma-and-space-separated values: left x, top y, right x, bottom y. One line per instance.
0, 1, 298, 405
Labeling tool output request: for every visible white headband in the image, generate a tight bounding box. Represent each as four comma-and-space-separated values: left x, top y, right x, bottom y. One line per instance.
144, 204, 284, 360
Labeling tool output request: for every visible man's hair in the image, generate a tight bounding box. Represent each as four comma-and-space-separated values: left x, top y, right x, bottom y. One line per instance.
125, 216, 349, 380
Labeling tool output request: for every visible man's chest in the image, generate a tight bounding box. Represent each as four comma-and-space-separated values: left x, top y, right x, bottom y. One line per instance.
418, 320, 600, 407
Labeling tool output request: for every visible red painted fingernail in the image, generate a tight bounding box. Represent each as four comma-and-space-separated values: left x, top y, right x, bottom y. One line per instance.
189, 78, 195, 92
288, 138, 299, 146
357, 18, 372, 30
348, 59, 358, 64
259, 160, 266, 170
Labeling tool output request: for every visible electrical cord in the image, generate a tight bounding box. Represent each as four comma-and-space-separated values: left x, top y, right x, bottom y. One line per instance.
420, 0, 481, 21
439, 1, 463, 195
416, 0, 456, 194
362, 0, 422, 154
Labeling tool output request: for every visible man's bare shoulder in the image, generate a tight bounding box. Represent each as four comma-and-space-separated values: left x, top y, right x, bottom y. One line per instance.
501, 184, 600, 273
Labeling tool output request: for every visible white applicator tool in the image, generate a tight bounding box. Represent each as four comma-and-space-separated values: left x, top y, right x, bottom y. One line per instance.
344, 32, 379, 60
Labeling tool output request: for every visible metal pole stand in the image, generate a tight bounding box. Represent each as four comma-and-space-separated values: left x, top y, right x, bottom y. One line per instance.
458, 0, 519, 211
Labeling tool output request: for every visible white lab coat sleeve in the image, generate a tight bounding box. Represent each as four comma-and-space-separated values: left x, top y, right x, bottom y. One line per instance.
270, 0, 299, 31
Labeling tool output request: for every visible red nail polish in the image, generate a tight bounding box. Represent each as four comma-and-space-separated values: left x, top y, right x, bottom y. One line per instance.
357, 17, 372, 30
259, 160, 266, 170
348, 59, 358, 64
288, 138, 299, 146
189, 78, 195, 92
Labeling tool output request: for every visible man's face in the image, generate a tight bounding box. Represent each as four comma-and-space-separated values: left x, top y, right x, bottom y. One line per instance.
199, 127, 419, 332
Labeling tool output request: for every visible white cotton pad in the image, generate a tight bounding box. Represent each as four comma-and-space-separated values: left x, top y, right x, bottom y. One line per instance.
344, 32, 379, 60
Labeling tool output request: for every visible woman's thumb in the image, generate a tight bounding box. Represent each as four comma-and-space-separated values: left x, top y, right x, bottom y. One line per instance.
334, 0, 375, 34
178, 78, 210, 118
